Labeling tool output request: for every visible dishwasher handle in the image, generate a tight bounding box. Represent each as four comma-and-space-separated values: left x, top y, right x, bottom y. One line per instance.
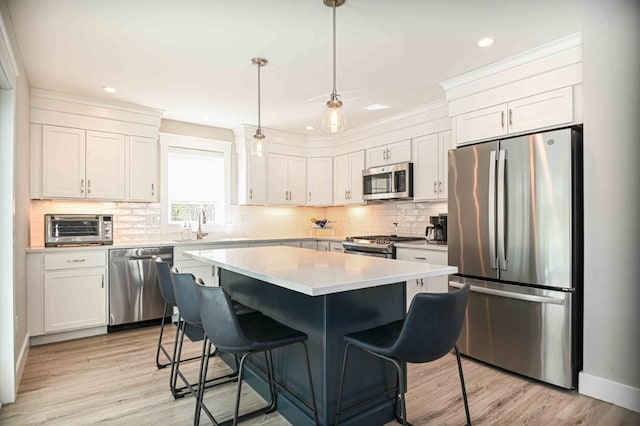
449, 281, 564, 305
126, 255, 158, 260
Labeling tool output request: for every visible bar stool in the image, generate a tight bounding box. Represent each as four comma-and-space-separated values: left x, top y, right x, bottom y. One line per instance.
170, 270, 239, 400
334, 284, 472, 426
193, 283, 319, 426
154, 259, 199, 369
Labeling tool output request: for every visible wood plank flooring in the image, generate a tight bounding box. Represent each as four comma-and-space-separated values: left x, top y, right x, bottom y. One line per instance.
0, 326, 638, 425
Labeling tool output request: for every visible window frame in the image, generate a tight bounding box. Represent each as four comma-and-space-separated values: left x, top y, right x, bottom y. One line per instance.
159, 133, 232, 233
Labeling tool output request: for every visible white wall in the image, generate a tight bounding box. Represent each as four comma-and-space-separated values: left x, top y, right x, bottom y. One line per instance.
579, 0, 640, 411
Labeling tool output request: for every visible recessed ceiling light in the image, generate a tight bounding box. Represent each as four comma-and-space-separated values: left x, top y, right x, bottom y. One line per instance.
201, 116, 211, 122
365, 104, 390, 111
102, 86, 117, 93
305, 126, 314, 130
477, 37, 494, 47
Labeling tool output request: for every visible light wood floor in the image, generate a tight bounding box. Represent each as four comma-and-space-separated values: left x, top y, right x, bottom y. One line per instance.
1, 326, 638, 425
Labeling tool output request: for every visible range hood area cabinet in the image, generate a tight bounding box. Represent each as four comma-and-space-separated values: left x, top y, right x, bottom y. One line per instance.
30, 124, 158, 202
334, 150, 365, 205
366, 139, 411, 168
412, 130, 452, 201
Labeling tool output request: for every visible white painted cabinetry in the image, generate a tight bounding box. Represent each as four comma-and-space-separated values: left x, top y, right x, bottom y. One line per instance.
413, 131, 452, 201
41, 126, 86, 198
237, 151, 266, 205
85, 131, 126, 199
329, 241, 344, 253
28, 250, 108, 336
128, 136, 158, 201
174, 243, 250, 286
455, 87, 573, 145
267, 154, 307, 205
333, 150, 365, 205
307, 157, 333, 206
366, 139, 411, 168
396, 247, 449, 310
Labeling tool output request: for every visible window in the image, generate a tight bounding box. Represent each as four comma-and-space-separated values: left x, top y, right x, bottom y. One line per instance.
160, 133, 232, 231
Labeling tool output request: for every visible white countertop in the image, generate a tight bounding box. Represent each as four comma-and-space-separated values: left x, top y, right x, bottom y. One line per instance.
184, 246, 457, 296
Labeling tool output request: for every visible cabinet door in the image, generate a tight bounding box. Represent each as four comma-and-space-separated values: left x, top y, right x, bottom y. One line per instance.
366, 145, 388, 168
86, 131, 126, 200
317, 241, 330, 251
129, 136, 157, 201
44, 267, 106, 332
387, 140, 411, 164
267, 153, 288, 204
287, 156, 307, 205
438, 131, 453, 199
307, 157, 333, 206
329, 241, 344, 253
180, 263, 216, 286
507, 86, 573, 135
248, 153, 266, 205
347, 151, 365, 204
301, 241, 318, 250
333, 154, 350, 204
42, 125, 86, 198
406, 279, 423, 311
455, 103, 508, 145
412, 134, 439, 200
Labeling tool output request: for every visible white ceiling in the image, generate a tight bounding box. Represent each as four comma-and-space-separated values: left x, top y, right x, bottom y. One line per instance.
7, 0, 591, 135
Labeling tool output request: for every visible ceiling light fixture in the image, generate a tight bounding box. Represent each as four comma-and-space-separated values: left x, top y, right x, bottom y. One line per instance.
477, 37, 495, 47
103, 86, 117, 93
322, 0, 346, 134
251, 57, 268, 157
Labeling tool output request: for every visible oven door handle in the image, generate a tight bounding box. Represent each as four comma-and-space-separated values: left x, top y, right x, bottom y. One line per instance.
449, 282, 565, 305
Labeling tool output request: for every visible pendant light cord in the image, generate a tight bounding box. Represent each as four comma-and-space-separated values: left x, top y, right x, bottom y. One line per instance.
257, 62, 262, 130
332, 0, 337, 97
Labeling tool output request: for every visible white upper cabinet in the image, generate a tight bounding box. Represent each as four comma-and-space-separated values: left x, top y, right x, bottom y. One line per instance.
307, 157, 333, 206
267, 153, 307, 205
42, 126, 86, 198
333, 150, 365, 205
413, 131, 452, 201
85, 131, 126, 200
237, 151, 266, 205
128, 136, 158, 201
366, 139, 411, 168
455, 87, 573, 145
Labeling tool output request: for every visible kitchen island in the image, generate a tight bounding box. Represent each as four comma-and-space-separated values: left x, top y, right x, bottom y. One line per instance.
185, 246, 457, 426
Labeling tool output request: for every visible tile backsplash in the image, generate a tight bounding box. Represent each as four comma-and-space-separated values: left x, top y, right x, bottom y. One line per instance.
30, 200, 447, 246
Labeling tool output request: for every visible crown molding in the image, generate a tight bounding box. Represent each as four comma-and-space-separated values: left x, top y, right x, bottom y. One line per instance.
439, 32, 582, 91
0, 10, 19, 88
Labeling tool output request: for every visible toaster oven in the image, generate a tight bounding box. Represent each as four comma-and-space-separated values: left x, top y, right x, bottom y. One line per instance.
45, 214, 113, 247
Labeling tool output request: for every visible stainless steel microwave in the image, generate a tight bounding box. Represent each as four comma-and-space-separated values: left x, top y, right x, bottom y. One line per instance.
45, 214, 113, 247
362, 162, 413, 201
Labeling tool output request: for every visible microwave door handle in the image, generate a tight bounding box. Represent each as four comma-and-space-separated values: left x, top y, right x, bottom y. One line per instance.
488, 150, 497, 269
497, 149, 508, 271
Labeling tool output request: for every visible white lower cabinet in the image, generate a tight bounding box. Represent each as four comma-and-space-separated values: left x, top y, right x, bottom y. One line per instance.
329, 241, 344, 253
396, 247, 449, 311
28, 250, 108, 337
317, 241, 330, 252
301, 240, 318, 250
174, 243, 249, 286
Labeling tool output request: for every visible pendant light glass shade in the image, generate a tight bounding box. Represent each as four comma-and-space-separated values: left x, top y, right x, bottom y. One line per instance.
322, 0, 346, 134
251, 57, 268, 157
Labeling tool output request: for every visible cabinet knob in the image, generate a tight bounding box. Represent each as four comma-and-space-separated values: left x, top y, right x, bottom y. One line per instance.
249, 188, 253, 200
433, 181, 437, 193
509, 109, 513, 127
151, 183, 155, 196
501, 110, 505, 129
87, 179, 91, 194
308, 191, 311, 202
438, 180, 442, 192
80, 179, 84, 194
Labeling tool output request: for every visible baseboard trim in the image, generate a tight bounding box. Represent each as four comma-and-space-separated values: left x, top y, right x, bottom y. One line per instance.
14, 333, 29, 394
579, 371, 640, 413
30, 326, 107, 346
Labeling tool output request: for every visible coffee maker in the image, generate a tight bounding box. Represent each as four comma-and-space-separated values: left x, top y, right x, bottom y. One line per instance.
426, 213, 447, 244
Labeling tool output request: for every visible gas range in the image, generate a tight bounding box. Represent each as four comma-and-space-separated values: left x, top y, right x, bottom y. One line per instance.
342, 235, 425, 258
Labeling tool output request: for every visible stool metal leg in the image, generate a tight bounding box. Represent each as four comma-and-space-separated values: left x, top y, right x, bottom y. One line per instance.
169, 319, 183, 394
300, 342, 319, 426
454, 345, 472, 426
155, 303, 171, 369
171, 320, 187, 398
334, 342, 352, 426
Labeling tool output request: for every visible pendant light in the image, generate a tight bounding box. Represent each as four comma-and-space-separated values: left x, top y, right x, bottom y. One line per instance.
251, 57, 268, 157
322, 0, 346, 134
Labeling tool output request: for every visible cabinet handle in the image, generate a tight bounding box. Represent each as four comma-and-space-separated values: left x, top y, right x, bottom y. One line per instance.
414, 256, 427, 260
249, 188, 253, 200
347, 190, 351, 199
387, 149, 391, 159
501, 110, 505, 129
438, 180, 442, 193
420, 279, 424, 287
66, 258, 86, 263
101, 275, 104, 288
80, 179, 84, 194
87, 179, 91, 194
433, 181, 437, 193
344, 190, 347, 199
509, 109, 513, 126
308, 191, 311, 202
151, 183, 154, 196
383, 149, 387, 160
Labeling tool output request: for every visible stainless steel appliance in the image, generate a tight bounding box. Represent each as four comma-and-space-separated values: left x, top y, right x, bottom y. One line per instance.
45, 214, 113, 247
363, 162, 413, 201
447, 127, 582, 389
108, 246, 173, 328
426, 214, 447, 244
342, 235, 424, 258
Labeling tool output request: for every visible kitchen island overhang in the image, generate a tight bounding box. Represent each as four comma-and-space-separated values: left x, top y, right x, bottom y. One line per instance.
184, 246, 457, 426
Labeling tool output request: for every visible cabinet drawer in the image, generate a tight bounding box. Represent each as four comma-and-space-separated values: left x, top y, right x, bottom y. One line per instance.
396, 248, 448, 265
44, 251, 106, 270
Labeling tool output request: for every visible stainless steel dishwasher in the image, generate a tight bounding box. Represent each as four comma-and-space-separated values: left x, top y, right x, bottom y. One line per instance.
108, 246, 173, 329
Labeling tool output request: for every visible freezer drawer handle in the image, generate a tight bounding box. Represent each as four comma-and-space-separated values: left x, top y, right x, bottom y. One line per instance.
449, 282, 564, 305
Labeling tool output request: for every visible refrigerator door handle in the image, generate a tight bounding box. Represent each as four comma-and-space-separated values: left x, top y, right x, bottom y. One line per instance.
488, 150, 497, 269
449, 282, 565, 305
497, 149, 508, 271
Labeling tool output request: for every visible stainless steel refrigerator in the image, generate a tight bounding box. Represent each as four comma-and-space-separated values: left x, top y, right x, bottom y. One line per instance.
447, 127, 582, 389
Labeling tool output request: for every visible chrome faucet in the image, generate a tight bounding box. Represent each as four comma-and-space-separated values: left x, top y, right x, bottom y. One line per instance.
197, 209, 208, 240
393, 222, 398, 236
